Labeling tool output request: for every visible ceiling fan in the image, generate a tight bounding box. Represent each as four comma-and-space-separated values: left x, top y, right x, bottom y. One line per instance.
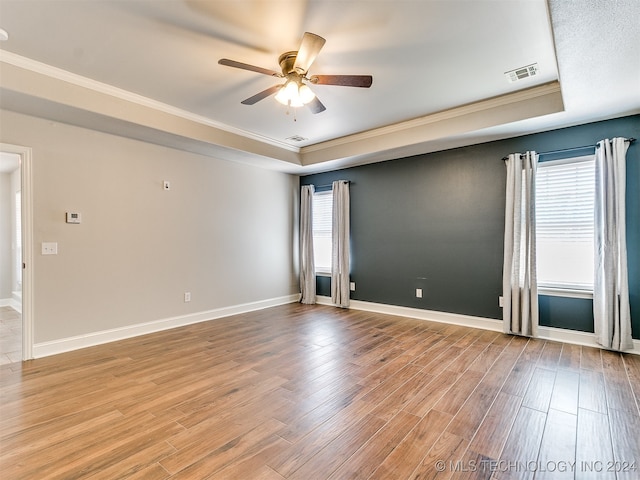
218, 32, 373, 114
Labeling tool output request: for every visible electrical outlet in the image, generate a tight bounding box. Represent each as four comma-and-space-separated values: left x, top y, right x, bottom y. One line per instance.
163, 180, 171, 191
350, 282, 356, 291
42, 242, 58, 255
416, 288, 423, 298
499, 296, 504, 307
184, 292, 191, 302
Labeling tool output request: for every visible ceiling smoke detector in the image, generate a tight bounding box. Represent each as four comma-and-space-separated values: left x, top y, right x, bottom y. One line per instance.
505, 63, 539, 83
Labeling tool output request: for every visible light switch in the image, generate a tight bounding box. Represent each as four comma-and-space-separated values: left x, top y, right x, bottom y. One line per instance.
42, 242, 58, 255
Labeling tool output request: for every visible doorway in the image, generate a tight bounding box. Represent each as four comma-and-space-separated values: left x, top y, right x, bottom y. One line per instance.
0, 143, 33, 361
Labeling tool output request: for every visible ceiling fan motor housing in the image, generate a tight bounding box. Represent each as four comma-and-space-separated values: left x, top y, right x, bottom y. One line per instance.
279, 51, 302, 75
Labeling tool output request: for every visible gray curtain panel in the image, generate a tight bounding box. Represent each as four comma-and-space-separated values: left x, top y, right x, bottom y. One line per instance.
299, 185, 316, 304
594, 138, 633, 351
503, 151, 538, 337
331, 181, 350, 308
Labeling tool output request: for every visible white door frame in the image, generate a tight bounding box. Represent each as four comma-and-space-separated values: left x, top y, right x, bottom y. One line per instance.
1, 143, 33, 360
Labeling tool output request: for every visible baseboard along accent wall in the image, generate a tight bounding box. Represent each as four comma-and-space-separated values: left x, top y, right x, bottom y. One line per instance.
316, 296, 640, 355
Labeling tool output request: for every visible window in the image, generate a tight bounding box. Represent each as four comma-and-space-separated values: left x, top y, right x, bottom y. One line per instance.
535, 155, 595, 292
312, 190, 332, 274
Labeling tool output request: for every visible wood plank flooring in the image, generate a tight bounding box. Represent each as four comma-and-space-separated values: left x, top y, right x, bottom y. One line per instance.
1, 303, 639, 479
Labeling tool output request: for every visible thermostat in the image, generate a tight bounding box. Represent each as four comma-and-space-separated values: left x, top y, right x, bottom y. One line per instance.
66, 212, 82, 224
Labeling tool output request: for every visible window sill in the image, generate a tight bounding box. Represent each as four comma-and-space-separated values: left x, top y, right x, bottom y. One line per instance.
315, 271, 331, 277
538, 286, 593, 299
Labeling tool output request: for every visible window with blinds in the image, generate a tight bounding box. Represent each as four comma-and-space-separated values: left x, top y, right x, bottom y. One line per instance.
312, 190, 332, 274
535, 155, 595, 290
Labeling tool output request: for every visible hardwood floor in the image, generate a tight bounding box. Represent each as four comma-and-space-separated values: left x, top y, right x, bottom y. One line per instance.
1, 303, 639, 479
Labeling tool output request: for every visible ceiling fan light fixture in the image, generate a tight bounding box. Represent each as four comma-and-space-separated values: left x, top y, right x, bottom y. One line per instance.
275, 79, 315, 107
275, 80, 295, 105
274, 86, 288, 105
298, 84, 316, 104
289, 97, 305, 108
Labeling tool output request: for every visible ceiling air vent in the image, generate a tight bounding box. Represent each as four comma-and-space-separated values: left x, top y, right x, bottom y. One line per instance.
505, 63, 539, 83
286, 135, 308, 142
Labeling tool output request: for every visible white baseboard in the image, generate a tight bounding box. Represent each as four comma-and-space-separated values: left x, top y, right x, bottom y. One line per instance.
316, 296, 640, 355
33, 294, 301, 359
0, 297, 21, 313
536, 325, 640, 353
31, 293, 638, 358
317, 296, 503, 332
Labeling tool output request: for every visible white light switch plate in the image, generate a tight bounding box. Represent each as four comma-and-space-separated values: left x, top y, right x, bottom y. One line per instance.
42, 242, 58, 255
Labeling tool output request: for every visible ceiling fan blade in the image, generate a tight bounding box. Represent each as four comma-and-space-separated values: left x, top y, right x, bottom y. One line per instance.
307, 96, 326, 114
293, 32, 326, 74
310, 75, 373, 88
241, 85, 282, 105
218, 59, 280, 77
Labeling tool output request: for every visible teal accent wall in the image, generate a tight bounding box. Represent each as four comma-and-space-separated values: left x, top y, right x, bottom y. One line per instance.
302, 115, 639, 339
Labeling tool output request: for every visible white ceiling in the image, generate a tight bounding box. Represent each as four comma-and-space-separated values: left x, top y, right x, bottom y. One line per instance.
0, 0, 639, 174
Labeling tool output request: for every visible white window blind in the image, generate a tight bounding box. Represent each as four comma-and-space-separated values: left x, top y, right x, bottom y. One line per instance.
535, 155, 595, 290
312, 190, 332, 274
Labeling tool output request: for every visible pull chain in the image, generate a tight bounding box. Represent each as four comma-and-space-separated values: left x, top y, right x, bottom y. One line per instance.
285, 100, 298, 121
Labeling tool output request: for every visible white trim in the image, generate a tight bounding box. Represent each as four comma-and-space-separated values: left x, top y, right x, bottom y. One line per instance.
33, 294, 300, 359
316, 296, 502, 332
0, 51, 299, 154
302, 82, 562, 153
316, 296, 640, 355
0, 143, 33, 360
537, 325, 640, 353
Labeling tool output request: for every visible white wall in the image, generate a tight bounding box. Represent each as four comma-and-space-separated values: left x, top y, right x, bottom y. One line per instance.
10, 167, 20, 294
0, 110, 300, 344
0, 172, 11, 299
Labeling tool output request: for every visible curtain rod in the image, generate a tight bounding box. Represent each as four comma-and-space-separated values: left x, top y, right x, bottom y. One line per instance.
312, 180, 352, 190
501, 137, 636, 161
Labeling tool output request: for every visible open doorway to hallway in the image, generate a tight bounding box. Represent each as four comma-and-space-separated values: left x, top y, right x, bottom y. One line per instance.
0, 151, 22, 364
0, 306, 21, 364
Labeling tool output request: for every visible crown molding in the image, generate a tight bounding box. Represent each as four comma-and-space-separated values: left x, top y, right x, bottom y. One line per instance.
302, 82, 563, 155
1, 50, 565, 171
299, 81, 564, 167
0, 50, 300, 154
